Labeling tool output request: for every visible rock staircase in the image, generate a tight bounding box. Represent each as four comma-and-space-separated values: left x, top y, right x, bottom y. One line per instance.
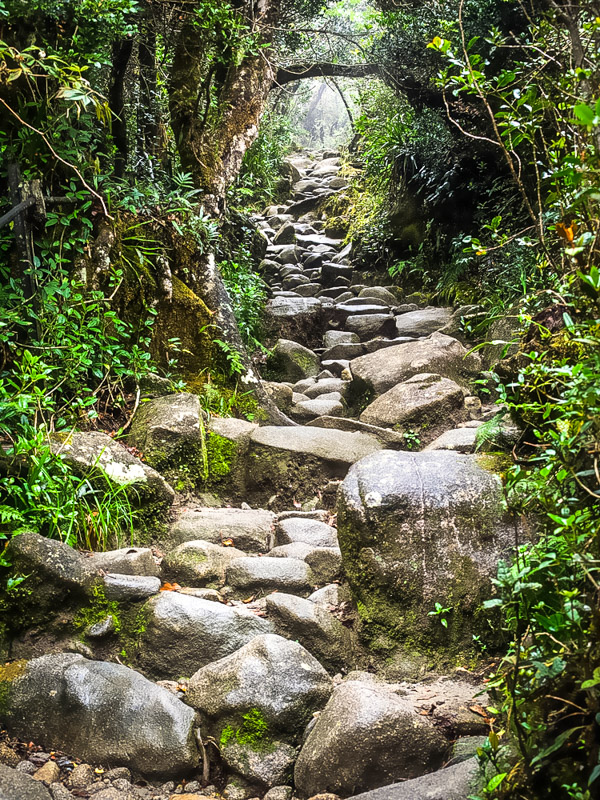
0, 152, 514, 800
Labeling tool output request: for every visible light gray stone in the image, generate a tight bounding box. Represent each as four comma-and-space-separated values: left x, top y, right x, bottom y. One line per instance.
394, 308, 453, 337
186, 634, 332, 737
276, 518, 338, 548
226, 557, 312, 594
337, 450, 516, 652
424, 427, 477, 453
267, 340, 320, 382
88, 547, 160, 577
359, 373, 466, 438
221, 740, 296, 789
309, 584, 340, 608
292, 393, 344, 421
266, 593, 351, 671
324, 331, 359, 348
349, 332, 481, 396
294, 681, 448, 796
137, 592, 273, 679
1, 655, 198, 778
347, 758, 482, 800
168, 508, 275, 553
304, 379, 349, 400
162, 540, 247, 587
51, 431, 174, 512
103, 573, 160, 601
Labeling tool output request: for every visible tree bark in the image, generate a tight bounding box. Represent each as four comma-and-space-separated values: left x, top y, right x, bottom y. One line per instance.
108, 37, 134, 178
169, 0, 281, 211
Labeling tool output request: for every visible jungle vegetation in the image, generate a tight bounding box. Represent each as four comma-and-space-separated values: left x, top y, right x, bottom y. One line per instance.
0, 0, 599, 797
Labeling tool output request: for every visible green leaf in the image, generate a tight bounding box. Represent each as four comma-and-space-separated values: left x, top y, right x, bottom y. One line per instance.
573, 103, 596, 125
485, 772, 507, 792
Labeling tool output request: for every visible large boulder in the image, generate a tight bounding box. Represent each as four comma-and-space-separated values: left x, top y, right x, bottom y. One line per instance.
136, 591, 272, 679
359, 373, 466, 443
167, 508, 275, 553
186, 634, 332, 740
347, 758, 482, 800
264, 297, 325, 348
51, 430, 174, 514
1, 533, 100, 630
294, 680, 448, 797
266, 339, 320, 382
127, 393, 204, 488
349, 333, 480, 397
0, 654, 198, 778
337, 450, 515, 654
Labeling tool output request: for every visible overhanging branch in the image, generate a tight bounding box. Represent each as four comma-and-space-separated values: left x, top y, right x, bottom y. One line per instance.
274, 62, 383, 87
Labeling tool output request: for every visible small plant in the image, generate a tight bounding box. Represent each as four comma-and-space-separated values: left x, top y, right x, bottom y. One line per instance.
428, 602, 453, 629
402, 430, 421, 451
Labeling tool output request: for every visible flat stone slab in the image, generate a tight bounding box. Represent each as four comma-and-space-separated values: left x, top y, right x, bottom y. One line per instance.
394, 307, 453, 337
246, 426, 383, 508
424, 426, 477, 453
168, 508, 275, 552
266, 296, 321, 318
305, 416, 410, 449
226, 556, 313, 594
250, 426, 382, 465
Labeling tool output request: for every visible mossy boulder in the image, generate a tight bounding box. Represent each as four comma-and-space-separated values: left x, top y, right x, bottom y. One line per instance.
162, 540, 246, 587
0, 533, 101, 634
205, 417, 258, 496
128, 393, 205, 488
266, 340, 320, 382
186, 634, 333, 744
337, 450, 516, 658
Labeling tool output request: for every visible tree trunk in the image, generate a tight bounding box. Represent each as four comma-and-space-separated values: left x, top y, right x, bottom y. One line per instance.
169, 0, 280, 210
109, 37, 134, 178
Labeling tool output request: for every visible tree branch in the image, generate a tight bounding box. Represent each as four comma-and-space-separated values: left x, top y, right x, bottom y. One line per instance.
274, 62, 382, 86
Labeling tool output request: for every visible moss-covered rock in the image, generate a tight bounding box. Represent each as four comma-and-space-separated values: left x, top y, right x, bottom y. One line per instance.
128, 393, 206, 489
337, 450, 518, 661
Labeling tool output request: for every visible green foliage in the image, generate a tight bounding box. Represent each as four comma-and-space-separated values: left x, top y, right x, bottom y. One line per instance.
219, 245, 268, 350
234, 108, 294, 207
74, 583, 122, 634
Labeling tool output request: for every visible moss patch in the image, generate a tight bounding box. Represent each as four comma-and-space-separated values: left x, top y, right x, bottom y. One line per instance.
74, 584, 122, 635
0, 659, 27, 716
220, 708, 274, 752
206, 432, 236, 481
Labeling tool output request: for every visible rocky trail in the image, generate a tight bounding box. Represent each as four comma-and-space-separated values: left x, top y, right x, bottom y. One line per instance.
0, 152, 519, 800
